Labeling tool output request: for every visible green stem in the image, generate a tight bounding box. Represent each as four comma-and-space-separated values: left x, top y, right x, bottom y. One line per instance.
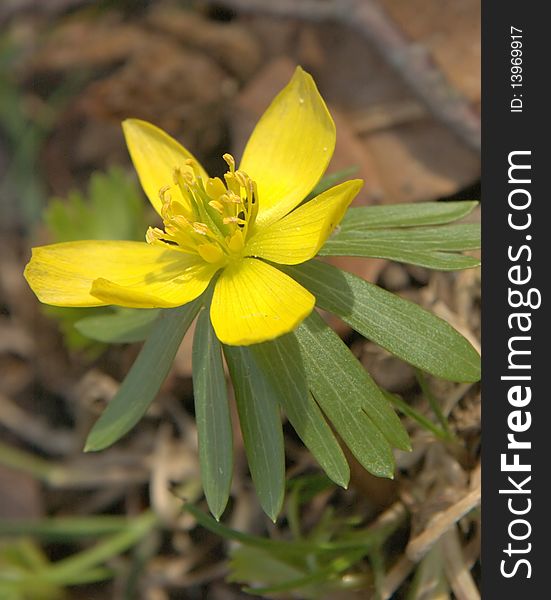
415, 370, 455, 440
38, 511, 159, 585
385, 392, 449, 442
0, 516, 131, 540
0, 441, 57, 482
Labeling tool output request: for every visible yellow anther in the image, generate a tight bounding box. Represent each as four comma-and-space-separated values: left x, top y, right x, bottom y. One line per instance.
223, 153, 236, 172
197, 243, 225, 264
223, 172, 240, 195
249, 180, 259, 225
228, 191, 243, 204
223, 216, 245, 225
152, 151, 260, 256
227, 229, 244, 254
208, 200, 225, 215
173, 167, 194, 187
234, 170, 249, 188
206, 177, 227, 200
182, 171, 195, 186
158, 185, 172, 203
192, 222, 209, 235
171, 214, 191, 226
146, 227, 164, 244
185, 159, 202, 181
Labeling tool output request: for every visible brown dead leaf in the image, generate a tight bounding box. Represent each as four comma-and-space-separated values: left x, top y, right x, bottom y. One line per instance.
380, 0, 481, 105
238, 7, 480, 204
0, 463, 43, 519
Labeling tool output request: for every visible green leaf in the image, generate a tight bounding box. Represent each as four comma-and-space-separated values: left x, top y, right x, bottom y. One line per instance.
294, 312, 408, 478
340, 201, 478, 229
229, 546, 311, 595
44, 167, 149, 243
322, 243, 480, 270
192, 309, 233, 520
75, 308, 160, 344
333, 223, 480, 250
84, 301, 200, 451
321, 223, 480, 270
183, 503, 389, 556
285, 261, 481, 382
0, 516, 131, 540
223, 346, 285, 521
42, 167, 151, 352
250, 336, 350, 488
42, 305, 111, 353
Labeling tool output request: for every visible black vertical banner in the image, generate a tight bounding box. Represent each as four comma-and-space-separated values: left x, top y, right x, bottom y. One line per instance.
483, 2, 548, 596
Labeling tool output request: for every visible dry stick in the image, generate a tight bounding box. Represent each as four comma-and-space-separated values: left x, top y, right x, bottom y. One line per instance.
379, 555, 416, 600
0, 0, 95, 23
441, 528, 481, 600
0, 392, 74, 455
406, 484, 481, 562
212, 0, 481, 152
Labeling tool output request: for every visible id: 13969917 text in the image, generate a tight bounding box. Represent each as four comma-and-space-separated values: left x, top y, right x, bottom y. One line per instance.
510, 26, 523, 113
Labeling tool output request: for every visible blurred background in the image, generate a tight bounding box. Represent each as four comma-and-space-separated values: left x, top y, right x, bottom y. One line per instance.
0, 1, 481, 598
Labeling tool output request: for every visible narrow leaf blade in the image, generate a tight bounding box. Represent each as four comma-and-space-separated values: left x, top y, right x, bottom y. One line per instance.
223, 346, 285, 521
285, 261, 481, 382
340, 201, 478, 230
331, 223, 481, 251
320, 242, 480, 270
250, 336, 350, 488
295, 313, 405, 478
85, 301, 200, 451
192, 309, 233, 519
75, 308, 161, 343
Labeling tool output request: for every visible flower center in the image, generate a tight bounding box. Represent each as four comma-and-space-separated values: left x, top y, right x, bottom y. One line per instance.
145, 154, 259, 265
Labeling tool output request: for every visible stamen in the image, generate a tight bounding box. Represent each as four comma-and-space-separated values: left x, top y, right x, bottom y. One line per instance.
234, 170, 249, 188
159, 185, 172, 202
192, 222, 209, 235
223, 153, 236, 172
206, 177, 227, 200
151, 153, 260, 260
227, 229, 244, 253
146, 227, 164, 244
225, 191, 242, 204
197, 243, 225, 264
223, 172, 240, 195
185, 159, 203, 181
223, 216, 246, 226
208, 200, 225, 215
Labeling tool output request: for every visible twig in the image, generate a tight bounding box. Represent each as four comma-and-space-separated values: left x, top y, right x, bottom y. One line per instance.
0, 441, 150, 488
379, 555, 416, 600
441, 528, 480, 600
0, 0, 95, 24
0, 392, 74, 455
211, 0, 481, 152
406, 484, 481, 562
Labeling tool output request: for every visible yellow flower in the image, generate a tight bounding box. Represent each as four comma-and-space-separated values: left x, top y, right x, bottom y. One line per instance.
24, 68, 363, 345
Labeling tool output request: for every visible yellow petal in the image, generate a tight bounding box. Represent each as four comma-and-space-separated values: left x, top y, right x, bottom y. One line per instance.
122, 119, 208, 215
246, 180, 363, 265
24, 240, 217, 308
210, 258, 315, 345
240, 67, 336, 227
